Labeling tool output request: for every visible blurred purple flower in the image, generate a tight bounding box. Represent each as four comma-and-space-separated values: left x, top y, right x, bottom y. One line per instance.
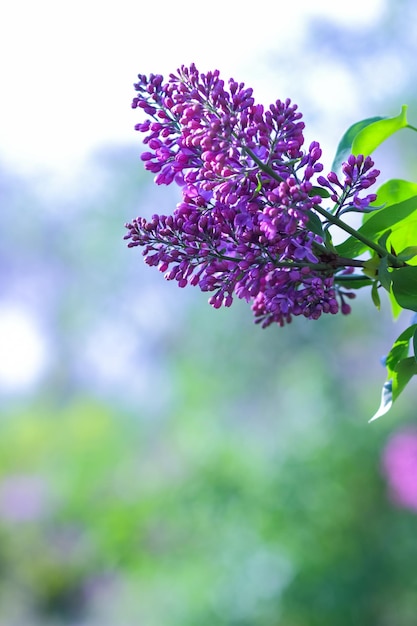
0, 474, 49, 522
381, 429, 417, 512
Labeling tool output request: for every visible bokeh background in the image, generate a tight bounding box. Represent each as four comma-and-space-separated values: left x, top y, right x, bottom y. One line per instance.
2, 0, 417, 624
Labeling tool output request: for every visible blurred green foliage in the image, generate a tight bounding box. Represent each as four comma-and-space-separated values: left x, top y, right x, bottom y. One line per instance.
3, 2, 417, 620
1, 294, 417, 624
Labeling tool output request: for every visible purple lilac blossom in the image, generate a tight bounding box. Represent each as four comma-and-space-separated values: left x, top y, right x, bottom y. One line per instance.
317, 154, 379, 212
125, 64, 380, 327
381, 429, 417, 513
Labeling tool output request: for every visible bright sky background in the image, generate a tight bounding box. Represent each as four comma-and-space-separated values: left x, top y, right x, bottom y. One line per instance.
1, 0, 383, 177
1, 0, 384, 391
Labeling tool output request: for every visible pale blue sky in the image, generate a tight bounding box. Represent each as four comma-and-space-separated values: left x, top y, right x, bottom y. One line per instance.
1, 0, 383, 177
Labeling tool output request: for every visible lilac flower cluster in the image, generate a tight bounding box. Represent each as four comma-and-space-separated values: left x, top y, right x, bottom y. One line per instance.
125, 64, 380, 327
317, 154, 380, 213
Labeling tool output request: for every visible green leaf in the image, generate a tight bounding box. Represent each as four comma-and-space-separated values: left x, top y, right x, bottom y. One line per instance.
391, 266, 417, 312
371, 179, 417, 208
369, 381, 393, 422
389, 286, 403, 319
385, 324, 417, 378
332, 106, 409, 173
331, 116, 384, 172
393, 357, 417, 400
306, 212, 325, 239
323, 228, 336, 253
310, 185, 331, 199
398, 246, 417, 261
388, 221, 417, 265
378, 229, 392, 251
378, 256, 392, 292
370, 323, 417, 421
362, 179, 417, 226
336, 195, 417, 258
371, 281, 381, 309
351, 105, 409, 158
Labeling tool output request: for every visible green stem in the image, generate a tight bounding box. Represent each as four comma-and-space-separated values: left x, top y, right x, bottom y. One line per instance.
244, 145, 405, 268
218, 253, 331, 271
244, 147, 284, 182
335, 256, 366, 268
406, 123, 417, 133
313, 205, 405, 268
217, 251, 365, 273
334, 274, 373, 285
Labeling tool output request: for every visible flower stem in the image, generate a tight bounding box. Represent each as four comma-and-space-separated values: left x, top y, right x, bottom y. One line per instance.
312, 204, 404, 267
334, 274, 373, 285
243, 145, 405, 268
244, 146, 284, 182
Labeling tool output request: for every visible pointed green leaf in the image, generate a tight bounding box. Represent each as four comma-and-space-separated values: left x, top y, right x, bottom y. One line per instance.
371, 179, 417, 208
393, 356, 417, 400
378, 229, 392, 251
389, 287, 404, 319
336, 195, 417, 258
306, 212, 325, 239
378, 256, 392, 292
331, 116, 384, 173
332, 107, 409, 174
370, 358, 417, 422
310, 186, 331, 199
369, 380, 393, 422
370, 323, 417, 421
371, 281, 381, 310
391, 267, 417, 312
351, 105, 408, 157
398, 246, 417, 262
323, 228, 336, 253
362, 179, 417, 225
388, 220, 417, 265
333, 238, 364, 260
385, 324, 417, 378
